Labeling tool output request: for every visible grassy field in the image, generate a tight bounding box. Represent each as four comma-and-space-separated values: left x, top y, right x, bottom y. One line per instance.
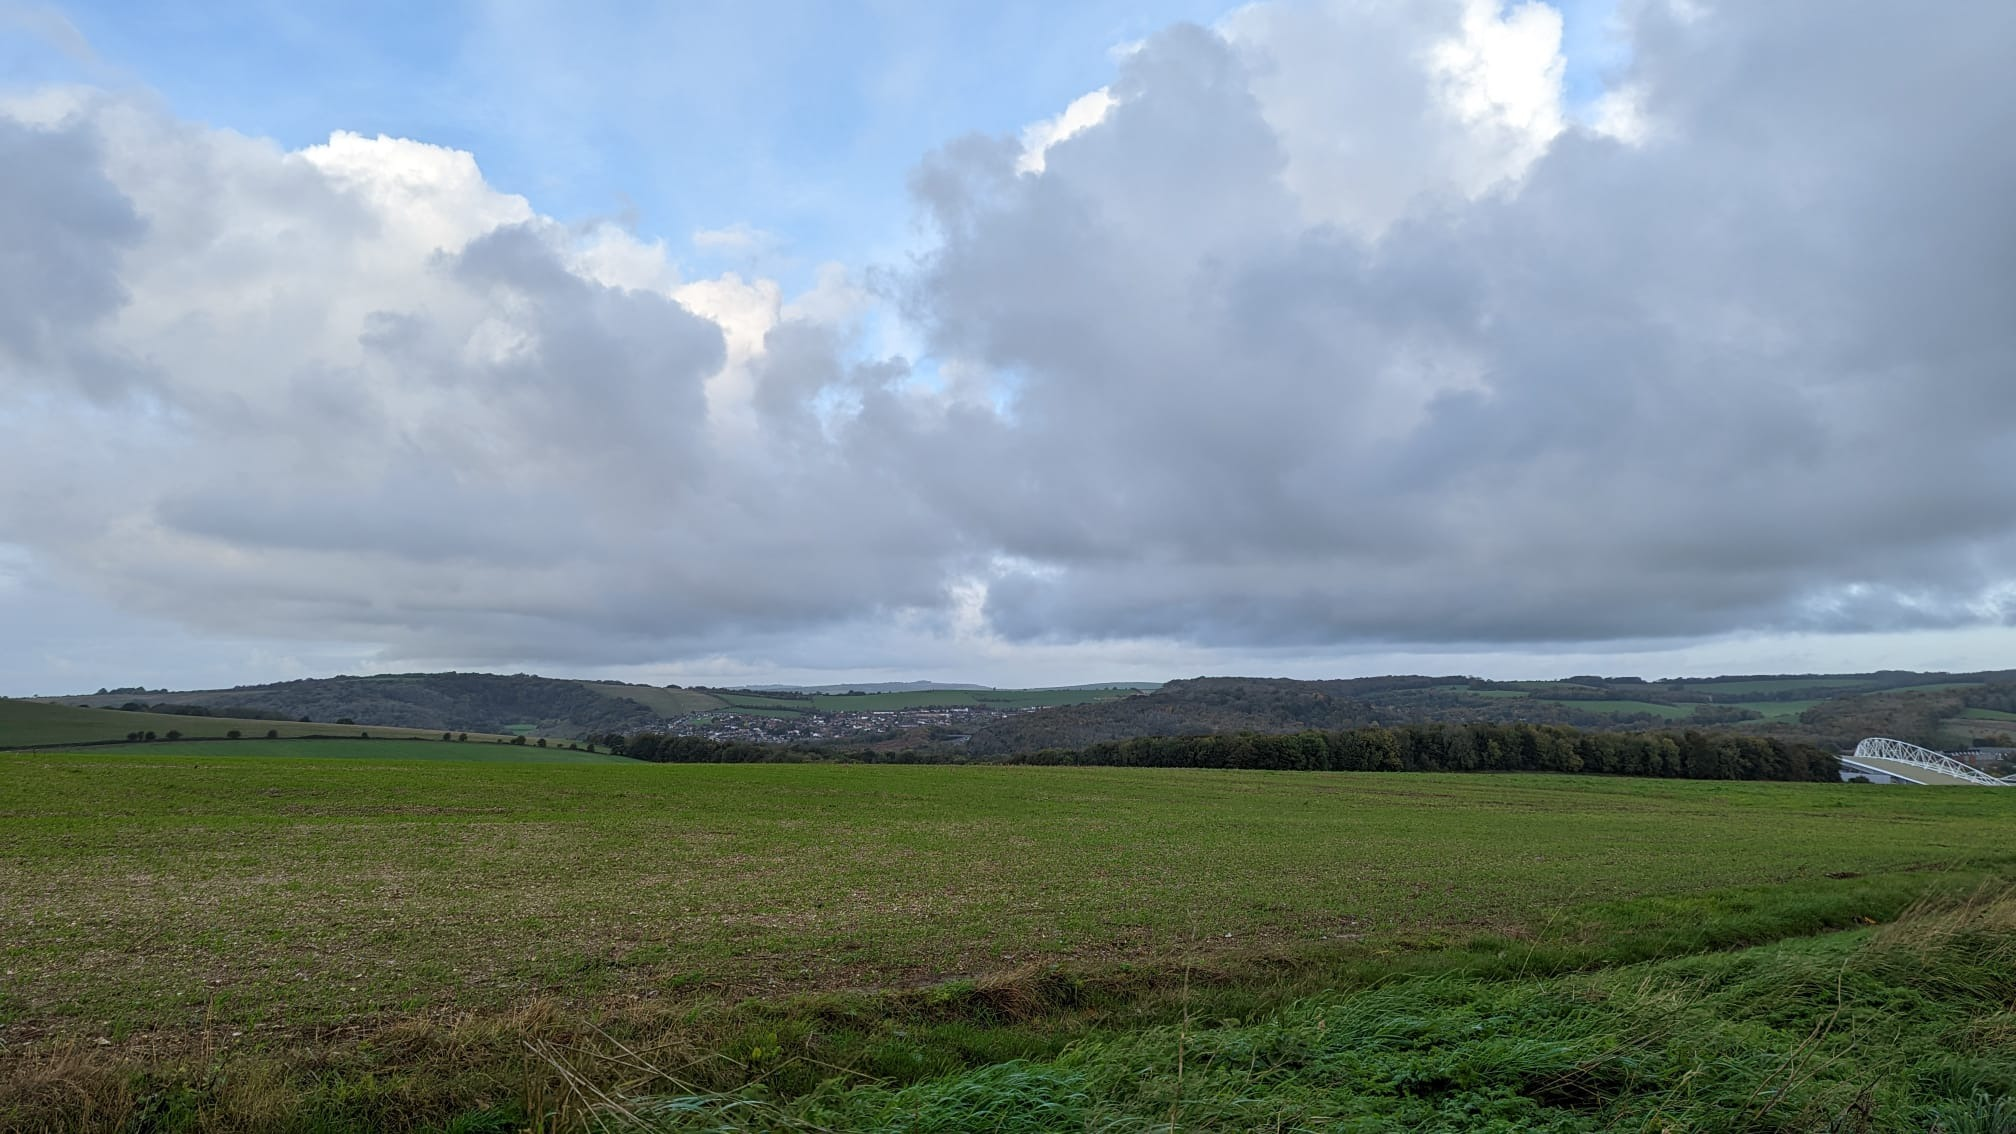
1731, 698, 1825, 720
581, 684, 729, 717
805, 687, 1144, 712
687, 687, 1149, 716
709, 691, 812, 715
5, 754, 2015, 1130
0, 699, 517, 749
1675, 677, 1884, 696
1901, 681, 1989, 693
619, 892, 2016, 1132
1962, 706, 2016, 721
79, 738, 626, 763
976, 687, 1146, 709
6, 755, 2012, 1036
1526, 698, 1696, 719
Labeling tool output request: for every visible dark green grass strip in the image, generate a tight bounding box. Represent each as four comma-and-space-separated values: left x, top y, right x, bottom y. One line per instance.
609, 889, 2016, 1133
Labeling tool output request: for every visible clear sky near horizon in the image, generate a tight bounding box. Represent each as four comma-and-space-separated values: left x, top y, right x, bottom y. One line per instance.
4, 1, 2014, 695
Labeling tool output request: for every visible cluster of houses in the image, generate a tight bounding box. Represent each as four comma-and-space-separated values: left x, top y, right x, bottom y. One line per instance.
653, 704, 1015, 746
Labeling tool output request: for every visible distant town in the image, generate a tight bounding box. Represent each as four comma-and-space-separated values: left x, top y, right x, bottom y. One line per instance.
655, 703, 1033, 746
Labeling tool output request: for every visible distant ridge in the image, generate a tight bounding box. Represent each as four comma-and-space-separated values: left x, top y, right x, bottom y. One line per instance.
738, 681, 993, 694
26, 674, 1165, 741
737, 680, 1163, 694
962, 671, 2016, 756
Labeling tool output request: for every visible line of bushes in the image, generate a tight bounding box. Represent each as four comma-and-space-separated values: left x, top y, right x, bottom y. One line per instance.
1007, 722, 1840, 780
600, 722, 1838, 781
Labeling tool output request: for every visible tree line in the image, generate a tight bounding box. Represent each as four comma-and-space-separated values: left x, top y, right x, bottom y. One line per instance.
598, 722, 1838, 781
1004, 723, 1839, 780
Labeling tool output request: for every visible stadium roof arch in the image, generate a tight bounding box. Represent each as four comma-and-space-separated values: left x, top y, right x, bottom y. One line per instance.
1842, 737, 2009, 786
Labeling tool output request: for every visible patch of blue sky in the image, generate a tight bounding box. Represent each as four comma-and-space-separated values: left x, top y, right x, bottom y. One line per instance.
1551, 0, 1630, 111
21, 1, 1238, 290
15, 1, 1626, 294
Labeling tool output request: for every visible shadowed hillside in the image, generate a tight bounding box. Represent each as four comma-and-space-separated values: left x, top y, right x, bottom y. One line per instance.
48, 673, 660, 740
967, 672, 2016, 756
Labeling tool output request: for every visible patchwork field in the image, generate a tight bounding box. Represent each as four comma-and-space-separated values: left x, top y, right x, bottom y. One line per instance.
81, 737, 626, 763
0, 700, 520, 748
1524, 697, 1695, 719
4, 751, 2014, 1130
1674, 676, 1886, 696
1732, 697, 1826, 719
695, 685, 1150, 717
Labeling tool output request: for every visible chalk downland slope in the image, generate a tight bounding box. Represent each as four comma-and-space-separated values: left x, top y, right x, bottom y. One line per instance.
0, 699, 523, 748
35, 672, 662, 740
966, 671, 2016, 755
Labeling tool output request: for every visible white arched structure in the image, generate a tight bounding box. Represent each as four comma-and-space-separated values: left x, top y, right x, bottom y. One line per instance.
1849, 738, 2008, 787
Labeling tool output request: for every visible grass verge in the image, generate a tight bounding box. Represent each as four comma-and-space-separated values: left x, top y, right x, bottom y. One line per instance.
545, 884, 2016, 1132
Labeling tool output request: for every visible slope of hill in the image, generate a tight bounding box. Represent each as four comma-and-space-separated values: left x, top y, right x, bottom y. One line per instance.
36, 675, 1160, 744
0, 700, 519, 748
41, 669, 2013, 758
964, 672, 2016, 756
578, 683, 728, 717
741, 681, 994, 693
733, 681, 1162, 694
99, 737, 625, 763
46, 673, 659, 740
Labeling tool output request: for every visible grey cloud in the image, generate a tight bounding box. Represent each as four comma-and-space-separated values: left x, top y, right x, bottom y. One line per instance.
902, 4, 2016, 648
446, 225, 725, 469
155, 472, 585, 568
0, 113, 146, 398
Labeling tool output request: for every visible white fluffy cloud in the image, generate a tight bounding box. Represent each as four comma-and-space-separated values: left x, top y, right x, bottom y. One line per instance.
1221, 0, 1566, 232
4, 0, 2014, 683
0, 89, 966, 666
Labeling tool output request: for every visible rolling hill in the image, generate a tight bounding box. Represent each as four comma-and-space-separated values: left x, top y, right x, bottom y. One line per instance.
964, 671, 2016, 756
0, 699, 522, 749
40, 673, 661, 741
24, 669, 2015, 759
17, 674, 1157, 746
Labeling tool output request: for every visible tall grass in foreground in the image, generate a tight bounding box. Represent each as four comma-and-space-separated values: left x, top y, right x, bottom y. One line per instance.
552, 889, 2016, 1133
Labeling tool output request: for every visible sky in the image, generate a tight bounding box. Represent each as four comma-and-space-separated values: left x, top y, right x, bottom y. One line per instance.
3, 0, 2014, 695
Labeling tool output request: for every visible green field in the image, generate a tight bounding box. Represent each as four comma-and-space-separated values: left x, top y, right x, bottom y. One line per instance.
581, 683, 730, 716
812, 689, 982, 710
709, 690, 813, 715
628, 894, 2016, 1132
1732, 697, 1825, 719
6, 752, 2015, 1130
0, 699, 518, 748
686, 686, 1149, 716
1527, 697, 1696, 718
1962, 707, 2016, 721
976, 686, 1146, 708
83, 737, 626, 763
1902, 680, 1989, 693
1675, 676, 1883, 696
5, 754, 2011, 1039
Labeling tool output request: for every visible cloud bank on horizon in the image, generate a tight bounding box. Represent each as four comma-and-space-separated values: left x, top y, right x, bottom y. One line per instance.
3, 0, 2014, 691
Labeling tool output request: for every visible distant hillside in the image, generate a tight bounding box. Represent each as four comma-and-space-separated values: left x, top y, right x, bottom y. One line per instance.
0, 700, 520, 749
736, 680, 1162, 694
37, 674, 1158, 743
965, 672, 2016, 755
42, 668, 2012, 757
46, 673, 659, 740
741, 681, 993, 694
